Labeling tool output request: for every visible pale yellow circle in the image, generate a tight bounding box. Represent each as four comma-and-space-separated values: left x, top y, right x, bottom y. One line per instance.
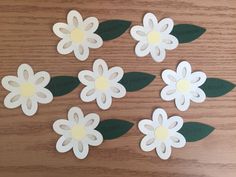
20, 83, 36, 97
155, 126, 169, 141
70, 28, 84, 43
147, 31, 161, 44
176, 79, 191, 93
71, 125, 86, 140
95, 76, 109, 90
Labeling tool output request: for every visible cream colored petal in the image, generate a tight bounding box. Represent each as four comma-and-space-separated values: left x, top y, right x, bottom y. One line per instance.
53, 22, 71, 38
67, 10, 83, 28
56, 136, 73, 153
143, 13, 158, 31
21, 98, 38, 116
57, 38, 74, 55
130, 25, 147, 41
177, 61, 192, 79
140, 135, 156, 152
150, 45, 166, 62
85, 129, 103, 146
96, 91, 112, 110
83, 17, 99, 33
72, 140, 89, 159
35, 87, 53, 104
73, 44, 89, 61
152, 108, 168, 127
135, 42, 150, 57
155, 141, 172, 160
85, 33, 103, 49
17, 64, 34, 82
68, 107, 84, 125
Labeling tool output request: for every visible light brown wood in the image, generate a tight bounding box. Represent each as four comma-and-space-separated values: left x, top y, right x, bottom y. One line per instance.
0, 0, 236, 177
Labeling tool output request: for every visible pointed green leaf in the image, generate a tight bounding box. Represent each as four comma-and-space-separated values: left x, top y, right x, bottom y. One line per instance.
170, 24, 206, 43
46, 76, 80, 97
119, 72, 155, 92
178, 122, 214, 142
200, 78, 235, 97
96, 119, 133, 140
95, 20, 131, 41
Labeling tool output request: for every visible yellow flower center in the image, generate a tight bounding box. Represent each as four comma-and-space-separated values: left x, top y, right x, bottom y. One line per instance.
95, 76, 109, 90
70, 28, 84, 43
147, 31, 161, 44
176, 79, 191, 93
20, 83, 36, 97
71, 125, 86, 140
155, 126, 169, 141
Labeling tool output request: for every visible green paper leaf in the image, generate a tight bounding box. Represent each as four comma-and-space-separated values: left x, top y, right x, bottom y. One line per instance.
178, 122, 214, 142
46, 76, 80, 97
171, 24, 206, 43
96, 119, 133, 140
119, 72, 155, 92
95, 20, 131, 41
200, 78, 235, 97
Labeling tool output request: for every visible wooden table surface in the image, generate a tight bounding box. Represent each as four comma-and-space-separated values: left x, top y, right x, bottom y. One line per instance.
0, 0, 236, 177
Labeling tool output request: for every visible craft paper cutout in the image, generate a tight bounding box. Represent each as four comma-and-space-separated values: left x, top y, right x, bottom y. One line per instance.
119, 72, 155, 92
95, 20, 131, 41
170, 24, 206, 43
138, 108, 186, 160
53, 107, 103, 159
78, 59, 126, 110
53, 10, 103, 61
200, 78, 235, 97
96, 119, 134, 140
46, 76, 80, 96
178, 122, 214, 142
161, 61, 207, 111
1, 64, 53, 116
130, 12, 179, 62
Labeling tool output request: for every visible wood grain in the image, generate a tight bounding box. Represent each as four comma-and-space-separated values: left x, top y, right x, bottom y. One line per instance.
0, 0, 236, 177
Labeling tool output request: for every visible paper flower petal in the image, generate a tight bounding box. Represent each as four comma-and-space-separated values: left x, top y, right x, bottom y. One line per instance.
57, 38, 74, 55
68, 107, 84, 125
135, 42, 150, 57
56, 136, 73, 153
83, 17, 99, 33
130, 26, 147, 41
156, 142, 172, 160
157, 18, 174, 34
150, 45, 166, 62
85, 129, 103, 146
152, 108, 168, 127
143, 13, 158, 31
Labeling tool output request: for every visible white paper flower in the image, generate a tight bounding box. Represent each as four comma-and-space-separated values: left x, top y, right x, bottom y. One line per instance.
138, 108, 186, 160
53, 10, 103, 61
53, 107, 103, 159
161, 61, 207, 111
78, 59, 126, 110
130, 13, 178, 62
1, 64, 53, 116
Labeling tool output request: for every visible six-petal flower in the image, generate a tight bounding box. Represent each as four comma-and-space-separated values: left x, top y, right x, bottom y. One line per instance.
1, 64, 53, 116
130, 12, 178, 62
161, 61, 207, 111
78, 59, 126, 110
53, 10, 103, 61
138, 108, 186, 160
53, 106, 103, 159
